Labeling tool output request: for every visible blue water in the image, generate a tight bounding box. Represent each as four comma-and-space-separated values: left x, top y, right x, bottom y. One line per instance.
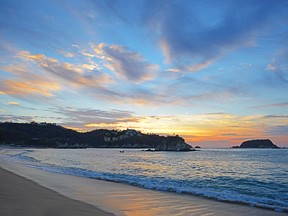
1, 148, 288, 212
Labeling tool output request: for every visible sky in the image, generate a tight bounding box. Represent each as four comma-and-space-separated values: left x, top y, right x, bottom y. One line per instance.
0, 0, 288, 148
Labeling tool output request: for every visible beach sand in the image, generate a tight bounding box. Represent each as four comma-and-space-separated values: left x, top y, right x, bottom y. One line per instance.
0, 166, 114, 216
0, 161, 286, 216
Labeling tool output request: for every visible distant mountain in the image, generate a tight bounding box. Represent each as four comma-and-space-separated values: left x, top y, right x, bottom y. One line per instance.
0, 122, 193, 151
239, 139, 279, 148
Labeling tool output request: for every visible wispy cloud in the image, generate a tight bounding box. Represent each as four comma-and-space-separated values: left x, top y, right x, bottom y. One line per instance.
91, 43, 159, 82
267, 125, 288, 136
0, 78, 61, 97
49, 107, 138, 130
0, 51, 63, 98
252, 102, 288, 109
143, 0, 286, 72
264, 115, 288, 118
0, 114, 34, 123
7, 102, 19, 105
53, 107, 135, 122
82, 0, 287, 73
0, 114, 62, 123
58, 50, 75, 58
1, 50, 114, 98
0, 65, 28, 76
1, 49, 160, 105
266, 59, 287, 82
182, 57, 220, 73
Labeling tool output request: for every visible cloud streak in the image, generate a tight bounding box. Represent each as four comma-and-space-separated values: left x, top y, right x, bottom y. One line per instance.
252, 102, 288, 109
91, 43, 159, 82
267, 125, 288, 136
48, 107, 139, 130
0, 77, 61, 97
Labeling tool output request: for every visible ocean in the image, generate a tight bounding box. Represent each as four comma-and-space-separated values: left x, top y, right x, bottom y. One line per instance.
1, 147, 287, 212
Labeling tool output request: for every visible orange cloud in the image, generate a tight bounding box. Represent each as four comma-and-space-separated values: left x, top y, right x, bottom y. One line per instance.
12, 50, 113, 88
58, 50, 75, 58
5, 49, 165, 106
18, 51, 45, 60
167, 68, 181, 73
0, 65, 28, 75
92, 42, 105, 56
160, 39, 171, 63
82, 63, 97, 70
185, 56, 219, 72
1, 79, 60, 97
62, 62, 83, 73
8, 102, 20, 105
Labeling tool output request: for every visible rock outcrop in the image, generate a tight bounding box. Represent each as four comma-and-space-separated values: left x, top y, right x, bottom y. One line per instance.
155, 135, 192, 151
240, 139, 279, 148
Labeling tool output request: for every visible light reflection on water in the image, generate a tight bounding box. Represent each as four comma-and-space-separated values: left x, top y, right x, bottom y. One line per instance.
1, 148, 288, 212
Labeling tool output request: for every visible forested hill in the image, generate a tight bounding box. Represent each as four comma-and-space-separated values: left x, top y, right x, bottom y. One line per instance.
0, 122, 192, 151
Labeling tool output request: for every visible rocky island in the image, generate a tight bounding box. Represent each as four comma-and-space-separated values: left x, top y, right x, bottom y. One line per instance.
0, 122, 193, 151
155, 135, 192, 151
233, 139, 279, 148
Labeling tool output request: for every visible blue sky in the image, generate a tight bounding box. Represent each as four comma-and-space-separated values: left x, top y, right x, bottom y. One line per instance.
0, 0, 288, 147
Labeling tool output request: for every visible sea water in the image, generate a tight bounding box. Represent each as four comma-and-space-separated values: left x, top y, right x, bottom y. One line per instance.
1, 148, 287, 212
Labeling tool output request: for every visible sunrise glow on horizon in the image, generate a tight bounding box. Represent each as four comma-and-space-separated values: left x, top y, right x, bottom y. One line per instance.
0, 0, 288, 147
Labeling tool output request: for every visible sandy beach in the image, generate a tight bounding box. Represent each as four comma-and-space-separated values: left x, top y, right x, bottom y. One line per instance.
0, 160, 286, 216
0, 166, 114, 216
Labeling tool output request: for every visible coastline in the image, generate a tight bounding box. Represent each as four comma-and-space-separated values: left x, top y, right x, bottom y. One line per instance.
0, 160, 286, 216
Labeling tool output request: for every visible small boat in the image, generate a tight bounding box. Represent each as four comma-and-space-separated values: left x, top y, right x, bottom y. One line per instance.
119, 150, 124, 153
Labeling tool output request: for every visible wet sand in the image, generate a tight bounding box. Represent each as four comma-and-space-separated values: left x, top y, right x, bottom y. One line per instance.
0, 166, 114, 216
0, 161, 286, 216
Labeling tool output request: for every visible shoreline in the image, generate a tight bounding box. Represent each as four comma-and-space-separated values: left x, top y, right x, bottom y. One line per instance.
1, 160, 286, 216
0, 166, 114, 216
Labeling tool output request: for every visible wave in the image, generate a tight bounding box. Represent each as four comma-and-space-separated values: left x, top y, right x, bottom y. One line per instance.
27, 163, 287, 213
8, 150, 40, 163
